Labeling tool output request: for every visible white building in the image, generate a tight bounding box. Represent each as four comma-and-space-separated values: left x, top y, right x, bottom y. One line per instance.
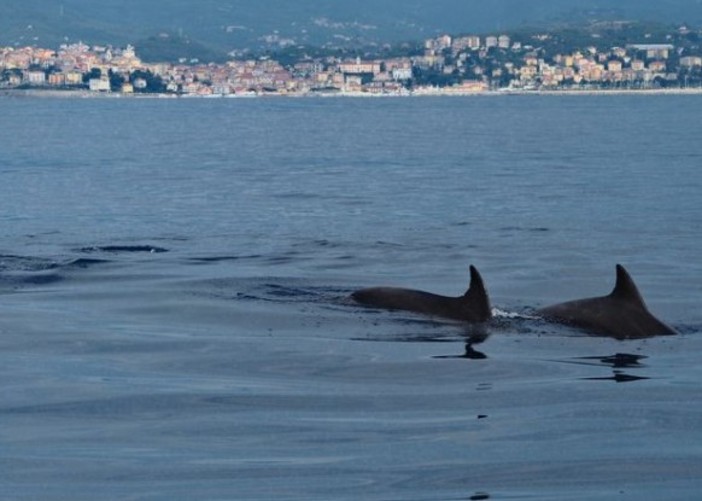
89, 76, 110, 92
680, 56, 702, 67
626, 44, 674, 60
24, 70, 46, 85
392, 67, 413, 80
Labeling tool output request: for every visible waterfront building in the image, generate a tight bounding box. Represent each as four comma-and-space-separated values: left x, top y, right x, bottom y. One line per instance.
47, 73, 66, 86
89, 76, 110, 92
24, 70, 46, 85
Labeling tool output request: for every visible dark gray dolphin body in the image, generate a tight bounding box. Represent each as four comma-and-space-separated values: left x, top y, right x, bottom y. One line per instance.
351, 265, 491, 323
537, 264, 677, 339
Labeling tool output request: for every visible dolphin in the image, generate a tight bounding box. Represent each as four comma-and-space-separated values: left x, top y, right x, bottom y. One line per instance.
537, 264, 678, 339
351, 265, 491, 323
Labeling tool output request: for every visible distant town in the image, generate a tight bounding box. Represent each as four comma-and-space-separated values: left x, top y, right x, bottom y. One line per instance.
2, 22, 702, 96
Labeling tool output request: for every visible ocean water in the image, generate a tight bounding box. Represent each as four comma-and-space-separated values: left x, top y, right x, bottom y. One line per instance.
1, 94, 701, 500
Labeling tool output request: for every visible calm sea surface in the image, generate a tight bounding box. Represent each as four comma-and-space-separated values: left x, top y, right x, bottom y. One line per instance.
1, 94, 701, 500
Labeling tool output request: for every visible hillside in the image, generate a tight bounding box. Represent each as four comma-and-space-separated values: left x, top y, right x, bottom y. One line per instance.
2, 0, 701, 63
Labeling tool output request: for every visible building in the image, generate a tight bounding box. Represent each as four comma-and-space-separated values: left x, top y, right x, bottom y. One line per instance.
498, 35, 511, 49
452, 36, 480, 52
485, 36, 498, 49
630, 60, 645, 71
5, 73, 22, 86
338, 58, 381, 75
648, 60, 667, 72
24, 70, 46, 85
607, 60, 622, 72
47, 72, 66, 86
435, 35, 452, 50
680, 56, 702, 67
89, 76, 110, 91
626, 44, 674, 60
392, 67, 413, 80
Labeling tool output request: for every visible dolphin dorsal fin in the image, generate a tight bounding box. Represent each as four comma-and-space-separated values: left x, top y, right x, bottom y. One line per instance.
610, 264, 646, 307
464, 265, 492, 321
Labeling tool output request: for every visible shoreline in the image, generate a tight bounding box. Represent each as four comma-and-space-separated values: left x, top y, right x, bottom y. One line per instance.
3, 86, 702, 99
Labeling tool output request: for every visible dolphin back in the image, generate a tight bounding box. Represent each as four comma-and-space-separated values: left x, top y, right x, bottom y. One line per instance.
351, 265, 491, 323
537, 264, 678, 339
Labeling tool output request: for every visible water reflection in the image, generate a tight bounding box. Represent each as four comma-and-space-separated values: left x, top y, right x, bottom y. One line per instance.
577, 353, 647, 368
469, 493, 491, 500
434, 328, 490, 360
584, 372, 649, 383
571, 353, 650, 383
434, 342, 488, 360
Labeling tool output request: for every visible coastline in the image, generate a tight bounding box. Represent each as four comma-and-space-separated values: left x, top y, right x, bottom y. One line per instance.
3, 86, 702, 99
497, 87, 702, 96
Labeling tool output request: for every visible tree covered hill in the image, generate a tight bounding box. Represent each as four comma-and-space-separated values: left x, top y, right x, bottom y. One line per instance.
2, 0, 702, 63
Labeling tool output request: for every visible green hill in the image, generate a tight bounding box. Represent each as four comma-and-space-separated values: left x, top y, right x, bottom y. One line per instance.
1, 0, 701, 63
